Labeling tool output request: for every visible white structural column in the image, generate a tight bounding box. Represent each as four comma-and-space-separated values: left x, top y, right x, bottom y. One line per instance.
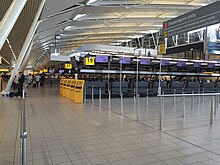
2, 0, 46, 94
19, 42, 34, 71
0, 0, 27, 50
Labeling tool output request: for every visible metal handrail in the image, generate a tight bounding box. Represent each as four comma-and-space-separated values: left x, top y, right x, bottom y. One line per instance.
20, 89, 27, 165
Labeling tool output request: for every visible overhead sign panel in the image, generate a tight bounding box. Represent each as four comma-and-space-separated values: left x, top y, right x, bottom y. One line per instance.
140, 58, 151, 65
95, 56, 108, 63
65, 63, 72, 69
119, 57, 131, 64
84, 57, 95, 65
163, 1, 220, 37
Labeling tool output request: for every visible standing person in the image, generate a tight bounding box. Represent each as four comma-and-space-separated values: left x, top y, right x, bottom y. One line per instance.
40, 74, 45, 87
17, 72, 25, 97
35, 74, 41, 87
27, 73, 33, 87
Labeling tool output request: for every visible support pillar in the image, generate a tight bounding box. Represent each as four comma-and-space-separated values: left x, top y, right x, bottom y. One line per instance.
20, 42, 34, 72
2, 0, 46, 94
0, 0, 27, 50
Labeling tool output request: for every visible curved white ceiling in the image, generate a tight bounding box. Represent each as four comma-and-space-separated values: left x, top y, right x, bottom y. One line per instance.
0, 0, 217, 67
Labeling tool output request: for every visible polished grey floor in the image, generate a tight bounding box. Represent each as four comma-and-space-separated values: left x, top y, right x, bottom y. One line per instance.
1, 86, 220, 165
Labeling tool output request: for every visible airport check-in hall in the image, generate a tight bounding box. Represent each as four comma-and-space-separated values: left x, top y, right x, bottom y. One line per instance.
1, 0, 220, 165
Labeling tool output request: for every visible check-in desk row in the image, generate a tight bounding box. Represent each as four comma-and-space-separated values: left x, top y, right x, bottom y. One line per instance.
84, 81, 220, 98
60, 79, 84, 103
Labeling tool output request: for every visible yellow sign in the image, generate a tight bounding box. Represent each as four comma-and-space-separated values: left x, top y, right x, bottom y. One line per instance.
163, 31, 168, 37
43, 69, 48, 72
85, 58, 95, 66
0, 68, 9, 72
34, 71, 38, 74
159, 44, 166, 55
65, 63, 72, 69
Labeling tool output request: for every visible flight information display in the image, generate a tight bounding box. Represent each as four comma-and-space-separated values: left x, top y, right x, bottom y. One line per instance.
95, 56, 108, 63
119, 57, 131, 64
177, 61, 186, 67
140, 58, 151, 65
59, 70, 64, 74
161, 60, 169, 66
208, 63, 215, 68
194, 62, 201, 67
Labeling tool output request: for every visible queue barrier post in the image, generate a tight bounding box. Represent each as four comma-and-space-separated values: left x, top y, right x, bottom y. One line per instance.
99, 88, 102, 110
159, 95, 164, 130
173, 89, 176, 107
210, 95, 215, 124
108, 89, 111, 110
137, 94, 140, 122
182, 95, 186, 117
92, 85, 94, 104
146, 89, 149, 111
20, 89, 27, 165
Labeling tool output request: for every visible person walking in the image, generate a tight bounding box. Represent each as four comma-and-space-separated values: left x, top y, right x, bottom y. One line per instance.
27, 73, 33, 87
35, 74, 41, 87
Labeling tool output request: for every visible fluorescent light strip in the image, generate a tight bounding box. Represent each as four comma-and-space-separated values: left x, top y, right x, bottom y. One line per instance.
0, 56, 11, 66
6, 39, 17, 61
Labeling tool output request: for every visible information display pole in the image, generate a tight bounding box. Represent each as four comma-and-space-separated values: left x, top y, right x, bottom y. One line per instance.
120, 54, 123, 94
135, 49, 139, 98
108, 56, 111, 91
158, 59, 162, 95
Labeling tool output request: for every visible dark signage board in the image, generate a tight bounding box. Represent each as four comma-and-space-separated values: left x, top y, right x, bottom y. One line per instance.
163, 1, 220, 37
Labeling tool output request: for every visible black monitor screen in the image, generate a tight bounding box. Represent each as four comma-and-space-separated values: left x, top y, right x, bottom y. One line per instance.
119, 57, 131, 64
95, 56, 108, 63
140, 58, 151, 65
177, 61, 186, 67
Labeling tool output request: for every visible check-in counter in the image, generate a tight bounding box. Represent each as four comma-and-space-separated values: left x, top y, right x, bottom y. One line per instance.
203, 82, 215, 93
171, 81, 184, 94
134, 82, 149, 96
111, 82, 128, 95
84, 81, 106, 98
152, 81, 167, 95
184, 82, 200, 93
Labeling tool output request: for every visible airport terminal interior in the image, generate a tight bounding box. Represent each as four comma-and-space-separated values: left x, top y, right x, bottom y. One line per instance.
1, 0, 220, 164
